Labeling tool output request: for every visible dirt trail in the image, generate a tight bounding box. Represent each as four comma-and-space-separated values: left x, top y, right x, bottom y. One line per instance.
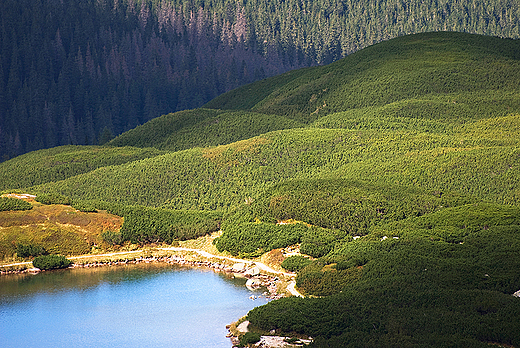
158, 247, 295, 276
286, 281, 303, 298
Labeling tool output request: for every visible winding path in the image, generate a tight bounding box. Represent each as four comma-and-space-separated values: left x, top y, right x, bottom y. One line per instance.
158, 247, 295, 276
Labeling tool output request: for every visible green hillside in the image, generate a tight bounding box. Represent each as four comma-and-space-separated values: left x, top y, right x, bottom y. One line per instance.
108, 109, 304, 151
206, 32, 520, 121
4, 0, 519, 160
1, 32, 520, 347
0, 146, 164, 191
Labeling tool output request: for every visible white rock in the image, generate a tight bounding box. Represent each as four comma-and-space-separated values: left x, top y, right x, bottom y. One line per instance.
231, 263, 246, 272
244, 266, 261, 277
236, 321, 249, 333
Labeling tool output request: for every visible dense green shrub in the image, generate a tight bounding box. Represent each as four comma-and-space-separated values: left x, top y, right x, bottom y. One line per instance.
82, 201, 223, 244
281, 255, 313, 272
0, 197, 32, 211
35, 193, 71, 205
32, 254, 72, 270
101, 230, 123, 245
238, 332, 261, 347
248, 221, 520, 345
117, 207, 222, 244
215, 221, 308, 256
0, 146, 164, 191
250, 179, 468, 235
335, 255, 368, 270
296, 263, 363, 296
16, 243, 47, 258
71, 200, 98, 212
110, 109, 303, 152
300, 227, 348, 258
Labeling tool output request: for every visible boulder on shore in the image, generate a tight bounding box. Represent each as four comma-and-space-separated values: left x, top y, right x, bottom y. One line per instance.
246, 278, 263, 290
231, 263, 246, 272
244, 266, 261, 277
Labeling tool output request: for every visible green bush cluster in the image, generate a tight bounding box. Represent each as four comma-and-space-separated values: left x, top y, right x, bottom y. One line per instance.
281, 255, 312, 272
35, 193, 71, 205
214, 178, 471, 258
0, 197, 32, 211
71, 200, 98, 212
32, 254, 72, 270
238, 332, 261, 347
82, 201, 222, 244
118, 206, 222, 244
248, 222, 520, 346
16, 243, 47, 258
296, 263, 363, 297
214, 221, 308, 257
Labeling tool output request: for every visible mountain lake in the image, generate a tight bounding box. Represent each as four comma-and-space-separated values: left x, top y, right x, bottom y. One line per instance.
0, 263, 267, 347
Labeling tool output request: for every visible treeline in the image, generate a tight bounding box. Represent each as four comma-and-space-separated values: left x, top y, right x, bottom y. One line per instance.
2, 0, 520, 160
206, 31, 520, 123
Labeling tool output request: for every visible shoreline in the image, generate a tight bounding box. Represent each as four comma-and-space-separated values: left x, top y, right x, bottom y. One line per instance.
74, 254, 288, 301
1, 247, 307, 347
0, 247, 300, 300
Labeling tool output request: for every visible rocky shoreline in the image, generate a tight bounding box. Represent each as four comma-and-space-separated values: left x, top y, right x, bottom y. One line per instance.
1, 254, 287, 300
77, 255, 286, 300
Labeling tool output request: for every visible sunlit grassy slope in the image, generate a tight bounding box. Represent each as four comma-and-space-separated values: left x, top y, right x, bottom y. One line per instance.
1, 31, 520, 347
0, 145, 163, 191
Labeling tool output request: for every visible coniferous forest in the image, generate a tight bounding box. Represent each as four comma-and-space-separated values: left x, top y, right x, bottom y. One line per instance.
1, 0, 520, 160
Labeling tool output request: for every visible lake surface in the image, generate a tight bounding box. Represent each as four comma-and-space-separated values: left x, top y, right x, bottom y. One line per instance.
0, 263, 268, 348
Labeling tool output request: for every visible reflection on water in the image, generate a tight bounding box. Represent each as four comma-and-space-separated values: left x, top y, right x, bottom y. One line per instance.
0, 263, 266, 348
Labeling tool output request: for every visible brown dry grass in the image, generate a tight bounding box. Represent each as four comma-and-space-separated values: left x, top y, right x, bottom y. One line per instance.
0, 197, 122, 262
258, 249, 286, 273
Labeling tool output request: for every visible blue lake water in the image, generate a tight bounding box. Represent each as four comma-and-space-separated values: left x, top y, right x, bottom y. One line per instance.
0, 263, 267, 348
